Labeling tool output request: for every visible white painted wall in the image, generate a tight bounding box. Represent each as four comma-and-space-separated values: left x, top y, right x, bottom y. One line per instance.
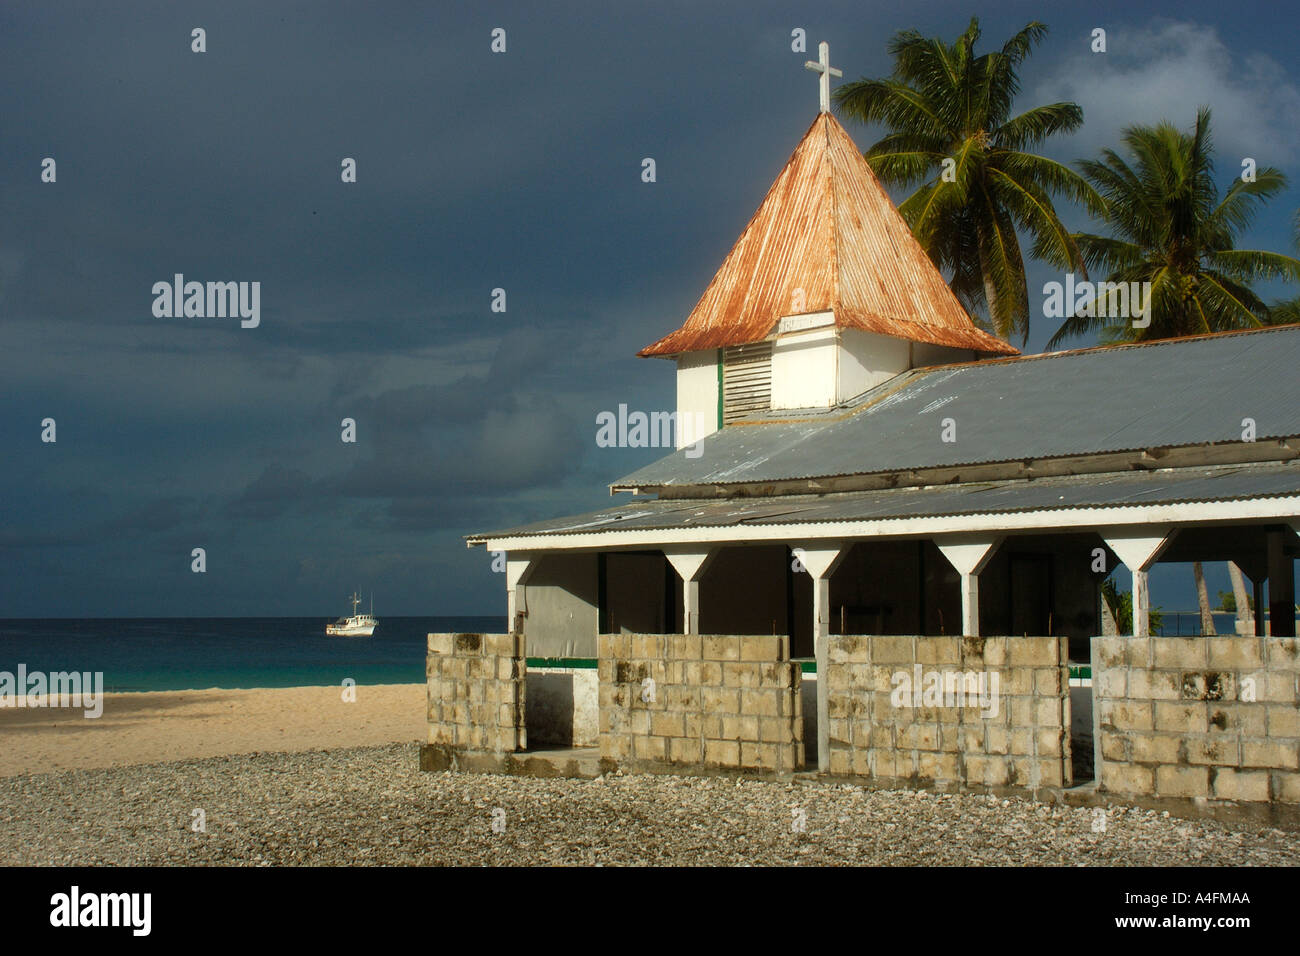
771, 326, 838, 409
675, 350, 720, 446
770, 324, 913, 410
838, 329, 911, 401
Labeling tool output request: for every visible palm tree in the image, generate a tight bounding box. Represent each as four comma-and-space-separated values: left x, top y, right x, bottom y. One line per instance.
835, 18, 1102, 345
1048, 109, 1300, 347
1268, 209, 1300, 323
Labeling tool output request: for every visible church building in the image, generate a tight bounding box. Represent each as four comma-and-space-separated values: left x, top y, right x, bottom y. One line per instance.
429, 46, 1300, 819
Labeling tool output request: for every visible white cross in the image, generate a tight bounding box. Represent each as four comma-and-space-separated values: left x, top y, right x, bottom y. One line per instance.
804, 41, 842, 113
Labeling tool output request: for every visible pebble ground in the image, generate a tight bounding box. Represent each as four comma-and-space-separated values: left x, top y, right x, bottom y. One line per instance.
2, 744, 1295, 866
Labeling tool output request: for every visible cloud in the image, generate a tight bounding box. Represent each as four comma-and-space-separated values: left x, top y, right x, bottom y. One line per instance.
1031, 20, 1300, 166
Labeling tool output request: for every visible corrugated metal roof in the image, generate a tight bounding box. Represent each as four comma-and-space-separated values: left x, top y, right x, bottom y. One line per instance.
638, 113, 1017, 358
470, 461, 1300, 542
616, 324, 1300, 490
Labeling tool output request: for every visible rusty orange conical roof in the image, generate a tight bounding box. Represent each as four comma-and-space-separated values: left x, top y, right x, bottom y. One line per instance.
639, 112, 1018, 358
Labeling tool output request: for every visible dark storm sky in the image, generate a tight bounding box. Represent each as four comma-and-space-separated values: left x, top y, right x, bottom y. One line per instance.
3, 1, 1298, 616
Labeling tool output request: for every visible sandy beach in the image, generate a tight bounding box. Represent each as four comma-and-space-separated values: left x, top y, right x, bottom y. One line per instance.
0, 683, 425, 777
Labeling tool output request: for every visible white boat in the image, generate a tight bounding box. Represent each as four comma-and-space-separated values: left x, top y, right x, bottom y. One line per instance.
326, 591, 377, 637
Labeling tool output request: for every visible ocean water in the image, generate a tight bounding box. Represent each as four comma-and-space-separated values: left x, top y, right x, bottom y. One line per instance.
0, 617, 503, 693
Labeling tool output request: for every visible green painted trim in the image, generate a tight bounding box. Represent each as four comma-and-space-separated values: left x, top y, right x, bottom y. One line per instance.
799, 660, 816, 674
527, 657, 598, 669
1069, 665, 1092, 680
715, 348, 723, 430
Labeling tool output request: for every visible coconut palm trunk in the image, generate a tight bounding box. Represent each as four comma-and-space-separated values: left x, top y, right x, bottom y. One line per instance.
1227, 561, 1253, 634
1194, 561, 1216, 635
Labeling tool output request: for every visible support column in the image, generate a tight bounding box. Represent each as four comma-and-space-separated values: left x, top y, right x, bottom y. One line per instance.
936, 537, 1002, 636
797, 545, 846, 774
1254, 579, 1267, 636
663, 548, 717, 635
505, 555, 537, 635
1267, 528, 1296, 637
1102, 528, 1175, 637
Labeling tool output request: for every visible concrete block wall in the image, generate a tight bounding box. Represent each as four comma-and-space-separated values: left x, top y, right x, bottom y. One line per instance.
1093, 636, 1300, 805
597, 634, 804, 774
427, 633, 526, 753
825, 635, 1071, 791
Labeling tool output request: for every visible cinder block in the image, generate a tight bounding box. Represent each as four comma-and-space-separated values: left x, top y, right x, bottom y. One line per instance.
1274, 773, 1300, 804
1098, 699, 1152, 731
1094, 667, 1126, 700
702, 636, 740, 661
1035, 697, 1063, 728
639, 735, 667, 762
1010, 698, 1035, 727
1154, 701, 1206, 734
1212, 768, 1269, 802
1129, 733, 1182, 765
901, 722, 940, 751
832, 634, 869, 661
705, 739, 740, 767
872, 749, 896, 779
760, 716, 792, 743
1100, 763, 1154, 795
683, 711, 703, 739
669, 736, 699, 764
758, 662, 790, 688
1264, 673, 1299, 704
827, 749, 851, 776
1037, 759, 1066, 789
1093, 636, 1128, 669
1208, 704, 1265, 736
428, 633, 454, 656
916, 638, 961, 665
1265, 638, 1300, 667
998, 668, 1035, 696
1035, 727, 1064, 757
701, 687, 739, 713
740, 635, 781, 662
1207, 637, 1263, 670
1153, 638, 1206, 670
483, 633, 513, 657
1008, 640, 1058, 667
670, 635, 698, 660
629, 634, 657, 660
1267, 705, 1300, 738
1183, 736, 1233, 766
740, 742, 778, 771
650, 712, 684, 737
724, 662, 762, 688
1243, 740, 1300, 770
631, 710, 651, 736
915, 751, 952, 781
1100, 731, 1128, 762
700, 661, 724, 686
740, 692, 779, 717
1010, 728, 1033, 756
982, 637, 1009, 666
1034, 667, 1064, 696
1127, 667, 1182, 701
722, 715, 759, 741
985, 726, 1010, 755
965, 754, 1009, 787
870, 636, 915, 664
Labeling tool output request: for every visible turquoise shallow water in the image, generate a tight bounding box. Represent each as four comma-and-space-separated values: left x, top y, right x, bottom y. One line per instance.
0, 617, 502, 693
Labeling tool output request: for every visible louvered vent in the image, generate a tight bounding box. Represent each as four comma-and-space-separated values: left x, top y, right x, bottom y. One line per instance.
722, 342, 772, 424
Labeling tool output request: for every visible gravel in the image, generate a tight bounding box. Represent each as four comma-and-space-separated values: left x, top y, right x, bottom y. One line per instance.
1, 744, 1295, 866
